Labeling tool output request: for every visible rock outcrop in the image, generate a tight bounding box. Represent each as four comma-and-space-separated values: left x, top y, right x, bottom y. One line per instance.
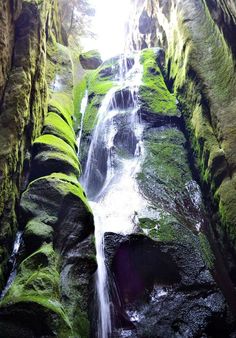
0, 0, 63, 290
0, 2, 96, 337
105, 233, 233, 337
80, 50, 103, 70
0, 0, 236, 336
129, 0, 236, 281
84, 48, 236, 336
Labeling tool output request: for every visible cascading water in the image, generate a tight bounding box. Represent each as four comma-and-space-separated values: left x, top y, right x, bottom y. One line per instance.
77, 89, 88, 154
80, 53, 147, 337
0, 231, 23, 300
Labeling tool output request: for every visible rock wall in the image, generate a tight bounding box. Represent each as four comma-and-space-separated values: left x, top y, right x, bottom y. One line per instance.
129, 0, 236, 276
84, 49, 235, 337
0, 2, 96, 337
0, 0, 62, 289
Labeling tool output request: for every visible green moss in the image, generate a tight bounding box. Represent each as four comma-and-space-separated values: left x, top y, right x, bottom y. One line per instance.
139, 212, 199, 246
138, 127, 192, 194
49, 93, 74, 127
44, 112, 77, 150
82, 96, 100, 132
198, 232, 215, 269
80, 49, 101, 61
34, 134, 79, 171
47, 42, 73, 94
25, 219, 53, 242
190, 103, 225, 186
82, 58, 119, 132
140, 49, 177, 115
73, 76, 87, 131
163, 3, 236, 251
214, 174, 236, 244
53, 173, 92, 212
25, 173, 92, 214
0, 244, 73, 336
46, 40, 59, 86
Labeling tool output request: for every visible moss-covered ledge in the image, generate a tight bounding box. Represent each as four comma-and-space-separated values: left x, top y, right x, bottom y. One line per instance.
0, 19, 96, 337
0, 0, 62, 290
139, 48, 178, 116
134, 0, 236, 257
0, 243, 73, 337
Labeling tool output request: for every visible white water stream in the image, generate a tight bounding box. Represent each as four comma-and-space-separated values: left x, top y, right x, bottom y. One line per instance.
0, 231, 23, 300
80, 54, 147, 337
77, 90, 88, 155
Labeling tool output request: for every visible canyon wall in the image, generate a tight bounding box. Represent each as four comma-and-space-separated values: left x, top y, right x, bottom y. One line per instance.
129, 0, 236, 277
0, 1, 96, 336
0, 0, 236, 336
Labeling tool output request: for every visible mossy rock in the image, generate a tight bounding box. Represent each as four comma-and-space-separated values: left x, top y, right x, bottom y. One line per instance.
0, 244, 73, 337
20, 173, 93, 236
48, 93, 74, 128
73, 75, 87, 131
137, 126, 206, 231
79, 49, 102, 70
31, 134, 80, 179
43, 112, 77, 151
198, 232, 215, 269
138, 127, 192, 196
190, 103, 227, 187
83, 57, 122, 132
82, 94, 104, 132
47, 42, 73, 94
24, 219, 53, 253
139, 49, 178, 116
139, 211, 200, 247
214, 174, 236, 245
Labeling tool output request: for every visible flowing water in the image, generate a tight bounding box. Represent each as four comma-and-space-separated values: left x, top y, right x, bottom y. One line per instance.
80, 54, 147, 338
77, 89, 88, 155
0, 231, 23, 300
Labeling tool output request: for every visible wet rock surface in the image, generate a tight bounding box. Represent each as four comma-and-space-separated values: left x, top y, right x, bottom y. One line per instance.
104, 233, 235, 338
131, 0, 236, 267
80, 50, 103, 70
0, 17, 96, 336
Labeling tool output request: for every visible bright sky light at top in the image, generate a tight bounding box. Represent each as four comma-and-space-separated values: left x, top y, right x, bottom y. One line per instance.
83, 0, 133, 60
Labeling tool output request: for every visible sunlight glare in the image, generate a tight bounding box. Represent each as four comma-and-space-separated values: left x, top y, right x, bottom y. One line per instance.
88, 0, 132, 60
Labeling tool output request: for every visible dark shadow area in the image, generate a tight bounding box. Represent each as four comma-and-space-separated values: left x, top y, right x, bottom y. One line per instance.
112, 236, 181, 303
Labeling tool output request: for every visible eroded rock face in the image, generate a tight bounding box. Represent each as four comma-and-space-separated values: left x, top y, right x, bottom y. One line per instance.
81, 47, 236, 336
130, 0, 236, 277
0, 0, 22, 101
80, 50, 103, 70
104, 233, 233, 338
0, 5, 96, 336
0, 0, 62, 291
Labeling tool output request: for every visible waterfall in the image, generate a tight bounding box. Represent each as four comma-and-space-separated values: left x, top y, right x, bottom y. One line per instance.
80, 53, 146, 337
77, 89, 88, 154
0, 231, 23, 300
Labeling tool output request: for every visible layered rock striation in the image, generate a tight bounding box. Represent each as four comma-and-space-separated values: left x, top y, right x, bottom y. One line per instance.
129, 0, 236, 281
0, 2, 96, 337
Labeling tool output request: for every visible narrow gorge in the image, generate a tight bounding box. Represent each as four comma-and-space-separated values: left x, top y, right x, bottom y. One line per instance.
0, 0, 236, 337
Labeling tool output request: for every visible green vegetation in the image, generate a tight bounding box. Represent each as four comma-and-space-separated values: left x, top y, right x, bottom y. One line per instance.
44, 112, 77, 150
138, 127, 192, 196
0, 244, 73, 337
33, 134, 80, 177
198, 232, 215, 269
22, 172, 92, 215
49, 93, 74, 127
83, 58, 119, 132
140, 49, 177, 115
73, 75, 87, 131
164, 3, 236, 247
214, 174, 236, 243
25, 219, 54, 245
79, 49, 102, 69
